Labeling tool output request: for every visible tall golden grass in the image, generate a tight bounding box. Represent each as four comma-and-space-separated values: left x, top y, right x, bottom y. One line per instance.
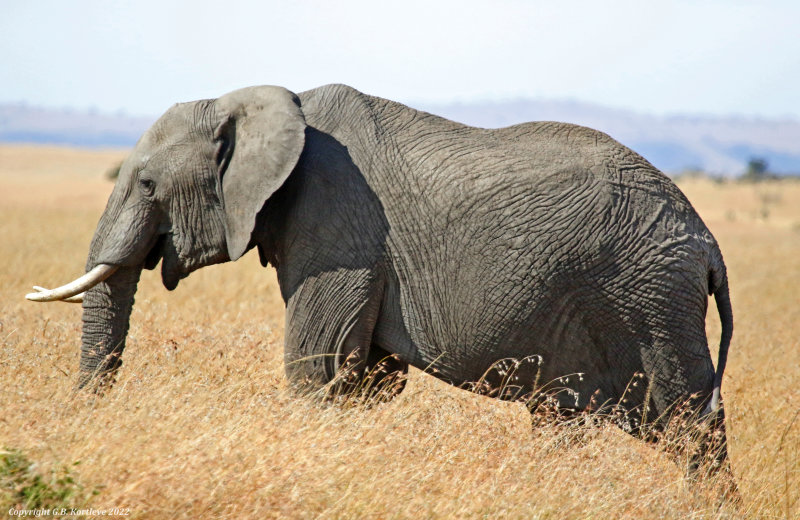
1, 145, 798, 518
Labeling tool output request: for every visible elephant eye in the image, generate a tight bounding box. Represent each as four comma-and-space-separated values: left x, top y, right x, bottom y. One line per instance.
139, 177, 156, 197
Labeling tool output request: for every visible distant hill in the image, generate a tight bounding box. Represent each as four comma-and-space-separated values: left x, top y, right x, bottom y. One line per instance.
3, 100, 800, 176
0, 103, 154, 148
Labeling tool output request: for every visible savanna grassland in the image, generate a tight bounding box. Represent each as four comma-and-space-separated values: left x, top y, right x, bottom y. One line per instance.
1, 145, 798, 519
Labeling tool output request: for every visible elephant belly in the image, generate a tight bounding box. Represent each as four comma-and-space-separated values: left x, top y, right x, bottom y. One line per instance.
373, 272, 615, 408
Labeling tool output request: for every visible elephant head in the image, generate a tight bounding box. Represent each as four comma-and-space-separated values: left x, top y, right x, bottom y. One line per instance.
27, 86, 306, 388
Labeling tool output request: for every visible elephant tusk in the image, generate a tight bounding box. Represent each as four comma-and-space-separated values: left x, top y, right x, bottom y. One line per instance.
64, 292, 85, 303
25, 264, 118, 302
31, 286, 85, 303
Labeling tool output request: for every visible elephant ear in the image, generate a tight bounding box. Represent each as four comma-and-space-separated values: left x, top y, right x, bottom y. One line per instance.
213, 86, 306, 261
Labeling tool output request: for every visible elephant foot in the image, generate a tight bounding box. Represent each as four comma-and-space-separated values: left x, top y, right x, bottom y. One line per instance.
685, 407, 733, 479
76, 354, 123, 394
328, 347, 408, 405
639, 398, 739, 502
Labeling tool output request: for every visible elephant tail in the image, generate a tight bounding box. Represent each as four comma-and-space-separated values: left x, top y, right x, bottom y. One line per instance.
705, 254, 733, 415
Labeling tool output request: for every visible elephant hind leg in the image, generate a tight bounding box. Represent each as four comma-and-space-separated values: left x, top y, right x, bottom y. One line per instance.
690, 405, 732, 475
634, 328, 735, 488
655, 394, 733, 480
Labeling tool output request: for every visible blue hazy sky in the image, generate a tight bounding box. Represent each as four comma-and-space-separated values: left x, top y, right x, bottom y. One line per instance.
2, 1, 798, 119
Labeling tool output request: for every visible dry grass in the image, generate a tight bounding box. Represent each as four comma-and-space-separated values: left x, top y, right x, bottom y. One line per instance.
1, 144, 798, 519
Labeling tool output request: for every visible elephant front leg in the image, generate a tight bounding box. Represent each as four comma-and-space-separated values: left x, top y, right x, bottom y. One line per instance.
282, 267, 404, 399
334, 343, 409, 403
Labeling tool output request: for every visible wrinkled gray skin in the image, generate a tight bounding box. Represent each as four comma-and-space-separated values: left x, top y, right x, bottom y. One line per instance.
77, 84, 733, 469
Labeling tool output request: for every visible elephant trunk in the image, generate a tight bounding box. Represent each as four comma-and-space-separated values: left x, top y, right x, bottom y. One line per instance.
78, 265, 141, 389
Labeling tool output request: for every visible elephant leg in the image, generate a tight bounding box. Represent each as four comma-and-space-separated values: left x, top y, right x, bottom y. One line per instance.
689, 405, 732, 474
313, 343, 408, 404
692, 406, 739, 502
640, 343, 714, 424
635, 322, 736, 482
282, 266, 385, 396
329, 342, 409, 403
352, 343, 409, 402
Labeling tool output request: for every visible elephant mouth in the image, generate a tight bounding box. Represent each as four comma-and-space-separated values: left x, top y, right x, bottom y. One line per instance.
142, 233, 180, 291
149, 233, 196, 292
144, 233, 167, 271
144, 233, 181, 291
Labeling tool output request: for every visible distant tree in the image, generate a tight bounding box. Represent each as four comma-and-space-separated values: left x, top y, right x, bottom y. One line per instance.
676, 167, 707, 180
105, 160, 124, 181
743, 157, 769, 181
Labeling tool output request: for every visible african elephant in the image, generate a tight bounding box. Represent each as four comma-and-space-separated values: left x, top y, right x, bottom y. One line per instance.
28, 84, 733, 470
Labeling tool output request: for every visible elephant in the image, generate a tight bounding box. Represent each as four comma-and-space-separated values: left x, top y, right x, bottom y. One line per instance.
27, 84, 733, 473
